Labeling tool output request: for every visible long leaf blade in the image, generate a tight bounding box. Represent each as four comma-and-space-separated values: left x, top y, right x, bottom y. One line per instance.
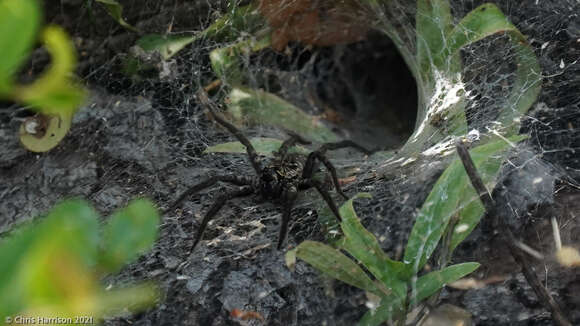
227, 88, 339, 143
338, 193, 407, 298
445, 3, 541, 136
410, 262, 479, 306
294, 240, 384, 297
204, 137, 309, 157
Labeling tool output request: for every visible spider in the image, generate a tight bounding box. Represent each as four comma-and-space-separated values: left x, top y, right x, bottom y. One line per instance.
164, 90, 372, 252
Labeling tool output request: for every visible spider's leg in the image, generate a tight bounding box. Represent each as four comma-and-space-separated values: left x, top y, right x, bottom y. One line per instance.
276, 132, 311, 161
164, 175, 255, 214
189, 186, 254, 253
277, 187, 298, 250
300, 180, 342, 223
197, 89, 262, 174
307, 152, 349, 200
302, 141, 372, 200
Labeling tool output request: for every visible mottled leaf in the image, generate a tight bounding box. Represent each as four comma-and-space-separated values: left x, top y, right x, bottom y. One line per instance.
204, 137, 309, 157
227, 87, 339, 143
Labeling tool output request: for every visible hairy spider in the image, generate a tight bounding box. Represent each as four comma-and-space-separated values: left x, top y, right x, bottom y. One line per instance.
164, 90, 372, 252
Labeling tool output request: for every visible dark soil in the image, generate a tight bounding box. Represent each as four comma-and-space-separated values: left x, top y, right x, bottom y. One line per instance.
1, 1, 579, 325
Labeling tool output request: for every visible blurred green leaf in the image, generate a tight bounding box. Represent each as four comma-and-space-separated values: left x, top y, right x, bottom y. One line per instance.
410, 262, 479, 306
96, 282, 159, 316
204, 137, 309, 157
293, 241, 386, 297
227, 87, 339, 143
337, 193, 407, 298
0, 200, 100, 321
404, 135, 526, 273
14, 26, 87, 152
15, 25, 86, 116
0, 199, 161, 322
95, 0, 139, 32
0, 0, 40, 94
100, 199, 160, 273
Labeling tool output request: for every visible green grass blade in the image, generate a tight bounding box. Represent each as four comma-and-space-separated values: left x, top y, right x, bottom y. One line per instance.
294, 240, 384, 297
404, 135, 526, 273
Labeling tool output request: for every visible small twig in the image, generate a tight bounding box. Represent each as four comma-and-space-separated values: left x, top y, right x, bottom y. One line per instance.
551, 217, 562, 251
456, 140, 571, 326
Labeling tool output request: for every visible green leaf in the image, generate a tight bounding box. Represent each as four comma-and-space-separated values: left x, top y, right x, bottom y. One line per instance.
359, 262, 479, 326
404, 135, 526, 273
227, 87, 339, 143
294, 240, 385, 297
204, 137, 309, 157
136, 34, 195, 60
201, 3, 266, 43
410, 262, 479, 306
95, 0, 139, 32
338, 193, 407, 298
359, 292, 406, 326
0, 0, 40, 94
416, 0, 454, 74
210, 36, 271, 84
445, 3, 541, 136
99, 199, 160, 273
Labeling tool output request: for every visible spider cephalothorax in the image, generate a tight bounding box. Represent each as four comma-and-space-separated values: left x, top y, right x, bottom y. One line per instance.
164, 90, 372, 252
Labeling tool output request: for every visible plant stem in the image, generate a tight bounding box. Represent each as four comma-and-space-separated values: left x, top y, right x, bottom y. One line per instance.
455, 140, 571, 326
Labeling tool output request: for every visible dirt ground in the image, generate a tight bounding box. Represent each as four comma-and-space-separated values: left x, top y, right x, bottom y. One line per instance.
1, 0, 579, 325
